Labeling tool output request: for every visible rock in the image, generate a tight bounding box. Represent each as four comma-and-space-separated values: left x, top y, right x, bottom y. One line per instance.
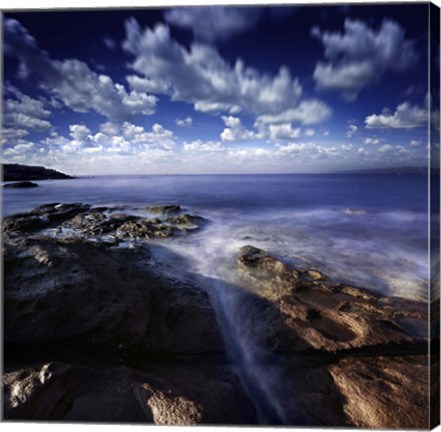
3, 163, 73, 181
146, 204, 181, 215
166, 213, 206, 228
3, 361, 256, 425
3, 203, 91, 233
3, 234, 224, 358
237, 245, 427, 354
3, 181, 39, 188
328, 355, 428, 428
234, 244, 429, 428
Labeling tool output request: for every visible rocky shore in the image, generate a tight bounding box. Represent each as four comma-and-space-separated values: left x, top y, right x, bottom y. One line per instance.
2, 203, 435, 427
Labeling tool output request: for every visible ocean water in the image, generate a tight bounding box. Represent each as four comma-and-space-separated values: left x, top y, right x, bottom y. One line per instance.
2, 174, 431, 301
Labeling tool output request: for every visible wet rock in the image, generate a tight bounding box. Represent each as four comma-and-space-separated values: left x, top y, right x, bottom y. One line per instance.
146, 204, 181, 215
3, 361, 256, 425
166, 213, 206, 228
3, 181, 39, 188
237, 245, 427, 354
3, 203, 90, 233
235, 244, 429, 428
4, 234, 224, 358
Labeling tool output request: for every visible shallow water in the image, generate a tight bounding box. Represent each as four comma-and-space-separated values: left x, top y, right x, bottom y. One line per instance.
2, 173, 431, 300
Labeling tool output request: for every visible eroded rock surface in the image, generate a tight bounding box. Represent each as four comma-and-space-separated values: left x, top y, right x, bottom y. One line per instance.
236, 245, 429, 428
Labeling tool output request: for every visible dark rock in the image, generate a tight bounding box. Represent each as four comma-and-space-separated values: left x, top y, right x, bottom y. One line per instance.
146, 204, 181, 215
3, 163, 73, 181
166, 213, 206, 227
3, 361, 256, 425
3, 181, 39, 189
3, 203, 90, 233
3, 235, 224, 358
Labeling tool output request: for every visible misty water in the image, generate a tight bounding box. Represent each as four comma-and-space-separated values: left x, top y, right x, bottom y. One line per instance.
3, 173, 432, 423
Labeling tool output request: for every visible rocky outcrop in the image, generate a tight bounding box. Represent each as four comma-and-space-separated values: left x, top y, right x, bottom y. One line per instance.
236, 245, 429, 428
3, 203, 207, 240
2, 203, 255, 425
3, 181, 39, 188
3, 163, 73, 181
3, 360, 255, 424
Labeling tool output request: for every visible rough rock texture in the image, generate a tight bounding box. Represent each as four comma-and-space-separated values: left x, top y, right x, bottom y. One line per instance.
3, 361, 255, 424
236, 245, 429, 428
2, 203, 256, 425
3, 181, 39, 188
4, 235, 224, 357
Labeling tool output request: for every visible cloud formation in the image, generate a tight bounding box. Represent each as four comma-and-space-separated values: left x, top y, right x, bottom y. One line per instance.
165, 6, 262, 42
4, 18, 157, 121
312, 19, 418, 100
365, 102, 427, 129
123, 19, 329, 125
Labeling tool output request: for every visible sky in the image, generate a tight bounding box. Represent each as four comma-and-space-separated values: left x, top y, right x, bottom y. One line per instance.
2, 3, 440, 175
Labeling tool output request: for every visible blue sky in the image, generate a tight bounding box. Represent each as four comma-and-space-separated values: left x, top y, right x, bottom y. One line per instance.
2, 4, 439, 174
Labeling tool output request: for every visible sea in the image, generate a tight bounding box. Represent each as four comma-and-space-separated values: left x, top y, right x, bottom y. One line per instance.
2, 173, 434, 301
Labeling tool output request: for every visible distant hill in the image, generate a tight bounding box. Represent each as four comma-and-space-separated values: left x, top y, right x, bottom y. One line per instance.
2, 164, 73, 182
340, 166, 439, 175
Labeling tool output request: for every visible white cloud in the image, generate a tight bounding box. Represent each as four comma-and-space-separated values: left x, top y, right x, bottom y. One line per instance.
410, 139, 422, 146
357, 147, 369, 156
346, 124, 358, 138
312, 19, 418, 99
220, 116, 260, 141
3, 86, 52, 134
364, 137, 380, 145
341, 144, 353, 151
255, 99, 332, 126
176, 116, 193, 127
183, 140, 225, 153
379, 144, 393, 153
267, 123, 301, 140
4, 18, 157, 121
365, 102, 427, 129
305, 128, 315, 137
123, 20, 318, 120
164, 6, 262, 42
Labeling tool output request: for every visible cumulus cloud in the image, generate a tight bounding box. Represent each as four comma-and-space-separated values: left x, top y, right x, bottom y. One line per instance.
220, 116, 260, 141
364, 137, 380, 145
305, 128, 315, 137
365, 102, 427, 129
312, 19, 418, 100
123, 19, 324, 121
346, 124, 358, 138
275, 142, 339, 159
164, 6, 263, 42
379, 144, 393, 152
176, 117, 193, 127
4, 18, 157, 121
268, 123, 301, 140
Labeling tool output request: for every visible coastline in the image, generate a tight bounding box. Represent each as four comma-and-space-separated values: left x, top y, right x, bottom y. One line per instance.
2, 202, 434, 427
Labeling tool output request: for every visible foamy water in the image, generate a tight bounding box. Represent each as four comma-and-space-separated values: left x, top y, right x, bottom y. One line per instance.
2, 173, 433, 300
